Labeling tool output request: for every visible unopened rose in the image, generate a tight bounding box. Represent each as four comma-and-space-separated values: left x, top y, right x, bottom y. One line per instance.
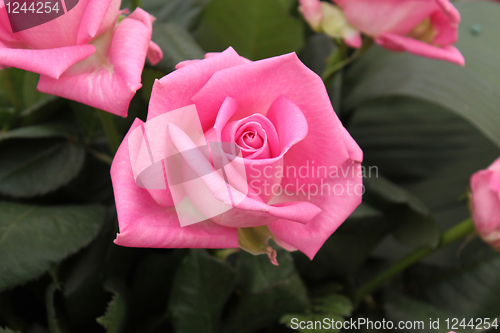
471, 157, 500, 251
0, 0, 162, 116
111, 48, 363, 262
299, 0, 464, 66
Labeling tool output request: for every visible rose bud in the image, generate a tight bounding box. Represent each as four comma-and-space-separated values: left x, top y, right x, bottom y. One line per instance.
299, 0, 464, 65
471, 157, 500, 251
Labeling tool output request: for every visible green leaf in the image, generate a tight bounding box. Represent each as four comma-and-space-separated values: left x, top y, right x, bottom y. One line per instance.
391, 206, 441, 249
195, 0, 304, 60
21, 71, 48, 109
169, 250, 238, 333
18, 96, 61, 126
150, 0, 211, 30
96, 293, 126, 333
0, 108, 16, 128
128, 250, 187, 326
223, 250, 310, 333
384, 293, 459, 333
0, 68, 59, 128
364, 177, 441, 249
123, 0, 210, 30
0, 68, 25, 110
0, 202, 105, 292
152, 23, 205, 73
343, 1, 500, 148
0, 126, 85, 197
0, 123, 72, 142
411, 254, 500, 319
58, 218, 114, 326
312, 294, 352, 317
280, 286, 353, 333
276, 0, 297, 13
363, 177, 428, 215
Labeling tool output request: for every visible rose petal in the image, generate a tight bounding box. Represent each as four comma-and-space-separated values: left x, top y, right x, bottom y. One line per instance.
268, 159, 363, 259
77, 0, 121, 44
213, 96, 239, 142
375, 32, 464, 66
148, 47, 248, 121
0, 44, 95, 78
334, 0, 436, 36
147, 41, 163, 65
37, 8, 156, 116
344, 32, 362, 48
223, 114, 276, 159
435, 0, 461, 24
112, 119, 239, 249
471, 170, 500, 237
430, 10, 458, 46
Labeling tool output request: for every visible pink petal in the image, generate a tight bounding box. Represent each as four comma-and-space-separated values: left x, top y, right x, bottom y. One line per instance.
111, 119, 239, 249
335, 0, 437, 36
148, 47, 248, 121
266, 95, 308, 156
471, 170, 500, 243
488, 158, 500, 194
375, 32, 464, 66
37, 8, 156, 116
340, 125, 363, 163
345, 32, 362, 48
0, 44, 94, 78
430, 10, 458, 46
175, 59, 202, 70
268, 159, 363, 259
435, 0, 461, 24
213, 97, 239, 142
147, 41, 163, 65
77, 0, 121, 45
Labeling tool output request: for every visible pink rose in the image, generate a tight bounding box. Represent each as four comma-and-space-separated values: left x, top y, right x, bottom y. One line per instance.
110, 48, 363, 262
0, 0, 162, 116
300, 0, 464, 66
334, 0, 464, 65
471, 157, 500, 251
